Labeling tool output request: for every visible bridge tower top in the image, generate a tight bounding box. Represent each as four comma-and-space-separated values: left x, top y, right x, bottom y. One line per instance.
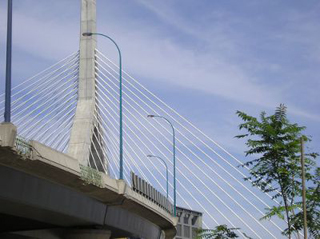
68, 0, 105, 171
78, 0, 96, 100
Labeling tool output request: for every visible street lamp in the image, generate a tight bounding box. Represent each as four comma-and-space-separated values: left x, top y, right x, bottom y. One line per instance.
4, 0, 13, 122
82, 32, 124, 180
147, 114, 176, 216
147, 155, 168, 199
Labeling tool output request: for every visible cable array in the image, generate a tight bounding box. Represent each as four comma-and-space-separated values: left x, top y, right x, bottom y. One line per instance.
0, 49, 290, 238
0, 52, 79, 152
93, 49, 288, 238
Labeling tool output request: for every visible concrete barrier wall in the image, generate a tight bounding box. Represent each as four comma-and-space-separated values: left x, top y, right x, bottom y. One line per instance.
131, 172, 173, 215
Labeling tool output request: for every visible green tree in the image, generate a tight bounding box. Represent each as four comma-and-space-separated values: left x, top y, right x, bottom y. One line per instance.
196, 225, 239, 239
236, 104, 318, 238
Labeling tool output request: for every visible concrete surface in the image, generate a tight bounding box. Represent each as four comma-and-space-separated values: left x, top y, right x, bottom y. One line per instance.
0, 129, 177, 238
68, 0, 99, 166
0, 122, 16, 147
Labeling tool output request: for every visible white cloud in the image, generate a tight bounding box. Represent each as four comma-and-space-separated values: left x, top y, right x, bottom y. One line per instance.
0, 0, 319, 122
0, 6, 79, 61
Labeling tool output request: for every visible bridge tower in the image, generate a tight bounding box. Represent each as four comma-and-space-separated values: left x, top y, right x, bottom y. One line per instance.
68, 0, 106, 173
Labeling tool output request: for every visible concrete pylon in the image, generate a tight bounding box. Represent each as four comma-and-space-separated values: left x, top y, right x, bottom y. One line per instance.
68, 0, 107, 173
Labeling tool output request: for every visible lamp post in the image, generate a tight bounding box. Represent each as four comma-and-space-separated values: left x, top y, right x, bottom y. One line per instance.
147, 155, 168, 199
4, 0, 13, 122
147, 114, 176, 216
82, 32, 124, 180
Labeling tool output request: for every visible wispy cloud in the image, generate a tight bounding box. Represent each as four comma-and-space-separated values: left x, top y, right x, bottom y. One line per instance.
128, 0, 320, 121
0, 6, 79, 61
0, 0, 319, 123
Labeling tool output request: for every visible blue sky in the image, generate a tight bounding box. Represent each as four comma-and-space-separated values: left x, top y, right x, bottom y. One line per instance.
0, 0, 319, 236
1, 0, 319, 154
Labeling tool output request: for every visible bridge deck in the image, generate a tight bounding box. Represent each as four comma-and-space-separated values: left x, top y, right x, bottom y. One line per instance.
0, 135, 177, 238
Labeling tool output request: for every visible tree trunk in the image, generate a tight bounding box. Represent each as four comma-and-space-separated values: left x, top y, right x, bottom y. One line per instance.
281, 186, 292, 239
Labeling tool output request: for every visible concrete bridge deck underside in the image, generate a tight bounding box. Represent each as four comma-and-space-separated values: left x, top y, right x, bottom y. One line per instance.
0, 142, 177, 239
0, 163, 160, 238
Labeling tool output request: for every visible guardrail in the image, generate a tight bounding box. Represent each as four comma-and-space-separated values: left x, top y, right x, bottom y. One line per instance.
131, 172, 173, 215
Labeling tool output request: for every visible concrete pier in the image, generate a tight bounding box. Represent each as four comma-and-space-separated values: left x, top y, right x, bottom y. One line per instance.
68, 0, 106, 173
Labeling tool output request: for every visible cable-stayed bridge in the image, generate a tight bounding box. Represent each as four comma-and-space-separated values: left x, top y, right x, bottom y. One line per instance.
0, 0, 294, 238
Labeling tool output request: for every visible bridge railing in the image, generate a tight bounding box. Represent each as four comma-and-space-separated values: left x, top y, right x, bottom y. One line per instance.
131, 171, 173, 215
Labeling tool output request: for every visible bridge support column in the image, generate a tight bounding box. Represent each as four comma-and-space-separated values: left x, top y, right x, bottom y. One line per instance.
68, 0, 97, 165
68, 0, 107, 173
